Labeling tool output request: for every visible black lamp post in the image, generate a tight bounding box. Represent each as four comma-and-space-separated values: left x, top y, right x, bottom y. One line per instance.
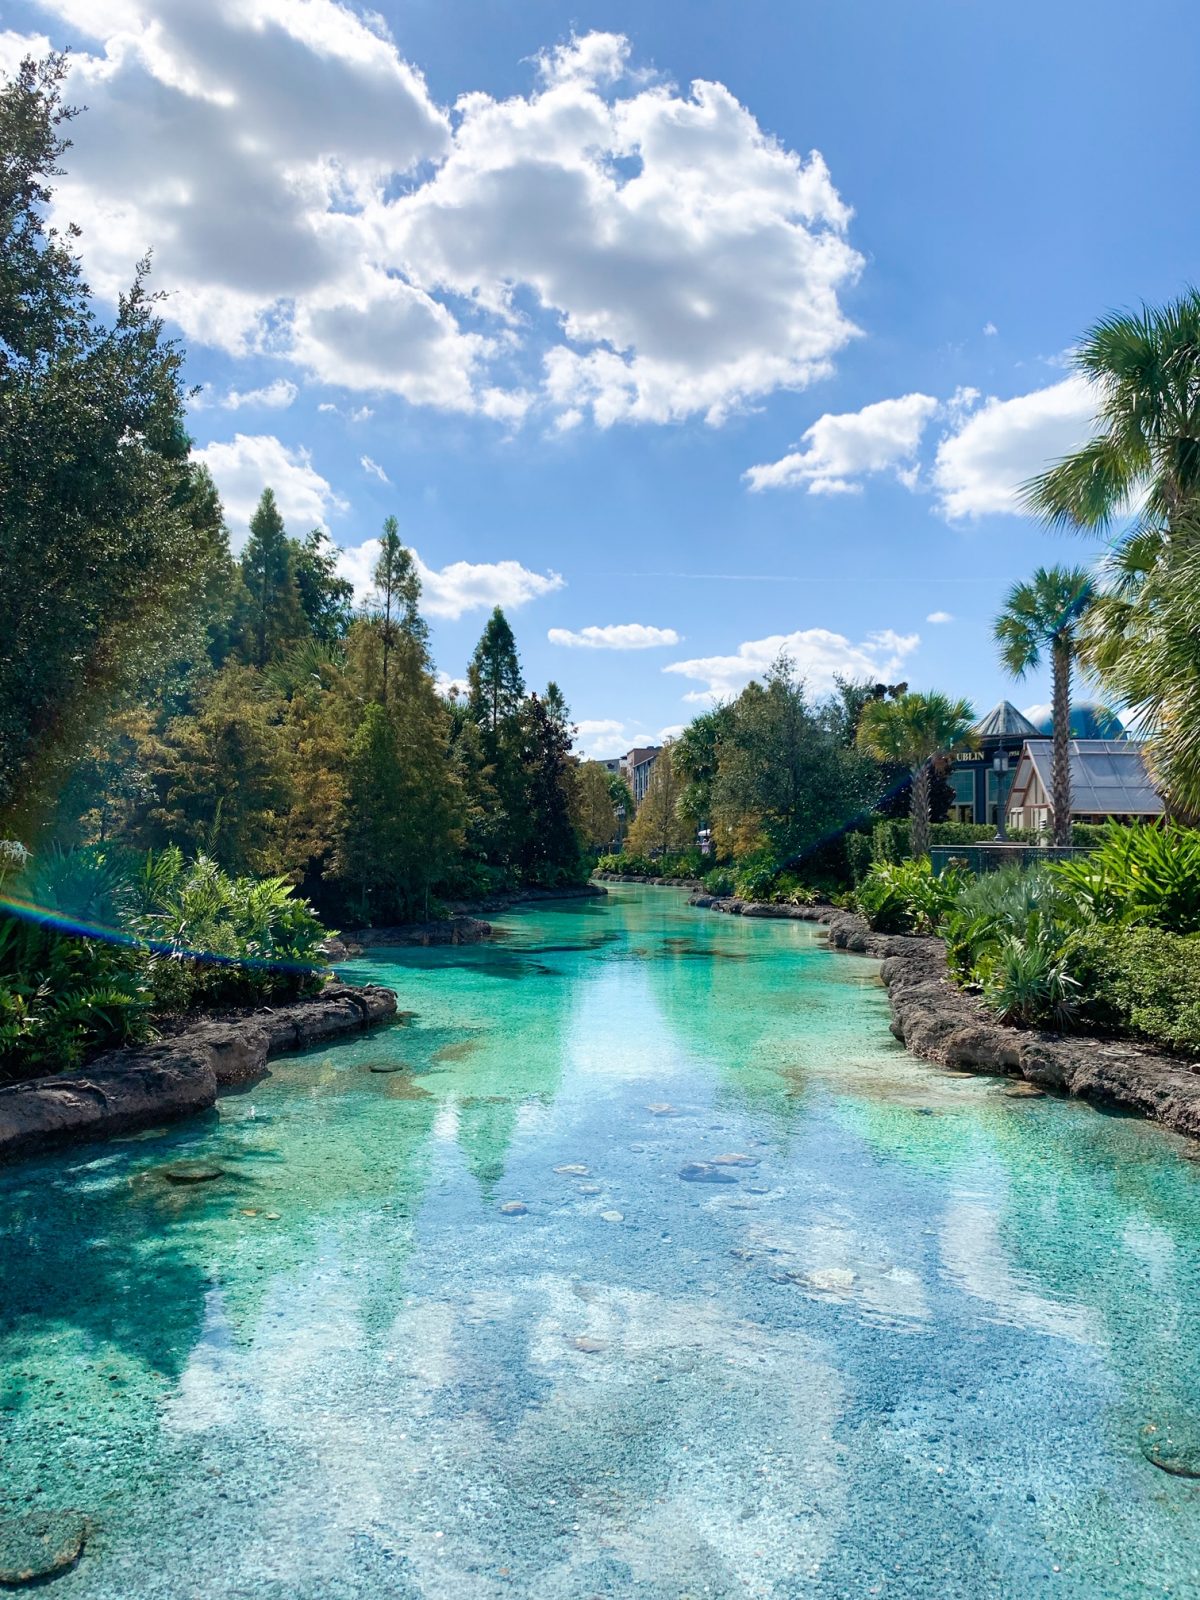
615, 804, 626, 852
992, 750, 1011, 842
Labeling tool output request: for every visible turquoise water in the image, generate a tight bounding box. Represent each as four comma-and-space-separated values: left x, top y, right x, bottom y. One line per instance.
4, 885, 1200, 1597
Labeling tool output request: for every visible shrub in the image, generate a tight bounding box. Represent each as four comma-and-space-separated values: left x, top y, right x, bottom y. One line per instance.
855, 859, 965, 935
981, 928, 1079, 1029
1061, 925, 1200, 1055
845, 831, 874, 885
0, 916, 151, 1080
734, 855, 779, 902
1050, 823, 1200, 935
702, 867, 735, 897
941, 865, 1079, 983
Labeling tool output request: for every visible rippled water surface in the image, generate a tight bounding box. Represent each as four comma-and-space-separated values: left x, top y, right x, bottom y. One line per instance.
4, 885, 1200, 1598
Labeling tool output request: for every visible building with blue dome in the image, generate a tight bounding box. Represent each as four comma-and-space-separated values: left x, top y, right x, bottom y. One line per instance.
1032, 702, 1126, 741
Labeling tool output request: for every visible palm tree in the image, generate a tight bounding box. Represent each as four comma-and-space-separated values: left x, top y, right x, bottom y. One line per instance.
1023, 292, 1200, 814
856, 692, 975, 860
1023, 290, 1200, 534
994, 567, 1095, 846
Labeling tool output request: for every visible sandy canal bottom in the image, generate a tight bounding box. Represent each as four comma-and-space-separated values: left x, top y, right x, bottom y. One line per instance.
3, 884, 1200, 1597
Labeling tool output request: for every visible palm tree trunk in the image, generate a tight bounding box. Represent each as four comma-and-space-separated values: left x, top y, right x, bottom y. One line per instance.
1051, 636, 1073, 846
910, 761, 932, 859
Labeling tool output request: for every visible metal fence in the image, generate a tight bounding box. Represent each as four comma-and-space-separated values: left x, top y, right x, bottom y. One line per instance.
930, 844, 1090, 877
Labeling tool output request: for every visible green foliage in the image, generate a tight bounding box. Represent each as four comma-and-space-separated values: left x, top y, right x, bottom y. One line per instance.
702, 867, 735, 896
733, 856, 779, 902
941, 865, 1077, 982
1050, 823, 1200, 934
132, 848, 327, 1009
0, 58, 228, 832
1061, 925, 1200, 1055
0, 844, 328, 1079
981, 930, 1079, 1030
855, 858, 965, 935
845, 831, 874, 885
710, 656, 879, 867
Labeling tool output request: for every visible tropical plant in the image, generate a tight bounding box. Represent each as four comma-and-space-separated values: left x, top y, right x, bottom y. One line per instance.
701, 867, 735, 897
994, 566, 1095, 845
856, 693, 976, 860
941, 864, 1079, 982
1049, 822, 1200, 935
1061, 924, 1200, 1055
982, 929, 1079, 1030
855, 858, 965, 935
1023, 292, 1200, 816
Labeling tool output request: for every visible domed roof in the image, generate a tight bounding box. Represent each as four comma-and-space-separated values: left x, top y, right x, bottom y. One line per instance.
972, 700, 1041, 741
1033, 702, 1126, 740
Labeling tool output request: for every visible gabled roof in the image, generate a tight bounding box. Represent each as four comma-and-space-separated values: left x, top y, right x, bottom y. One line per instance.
1017, 739, 1163, 816
972, 700, 1042, 741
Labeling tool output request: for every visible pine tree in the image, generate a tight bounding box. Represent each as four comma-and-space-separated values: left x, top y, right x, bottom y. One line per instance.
468, 608, 524, 738
238, 489, 306, 667
518, 683, 582, 883
372, 516, 425, 702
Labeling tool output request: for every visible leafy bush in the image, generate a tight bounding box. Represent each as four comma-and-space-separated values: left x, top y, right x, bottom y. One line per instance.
702, 867, 735, 896
981, 928, 1079, 1029
0, 916, 151, 1080
0, 845, 330, 1080
855, 859, 965, 934
1050, 823, 1200, 934
133, 848, 328, 1009
845, 831, 874, 885
1061, 925, 1200, 1055
733, 855, 779, 902
941, 865, 1079, 982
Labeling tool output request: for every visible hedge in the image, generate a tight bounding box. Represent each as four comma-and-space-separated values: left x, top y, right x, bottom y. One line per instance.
1061, 924, 1200, 1057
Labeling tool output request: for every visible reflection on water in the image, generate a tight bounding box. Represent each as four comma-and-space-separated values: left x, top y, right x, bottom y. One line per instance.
4, 885, 1200, 1597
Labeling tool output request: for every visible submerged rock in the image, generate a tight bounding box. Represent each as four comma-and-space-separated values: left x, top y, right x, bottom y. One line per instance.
1141, 1420, 1200, 1477
599, 1210, 624, 1223
0, 1509, 88, 1585
678, 1162, 738, 1184
498, 1201, 528, 1216
709, 1152, 759, 1167
1004, 1081, 1046, 1099
646, 1102, 678, 1116
161, 1162, 224, 1185
572, 1336, 607, 1354
554, 1163, 590, 1176
367, 1063, 406, 1074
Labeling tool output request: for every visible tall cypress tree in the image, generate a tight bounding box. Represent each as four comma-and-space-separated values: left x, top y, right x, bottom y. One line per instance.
467, 608, 524, 739
238, 488, 306, 668
371, 515, 425, 702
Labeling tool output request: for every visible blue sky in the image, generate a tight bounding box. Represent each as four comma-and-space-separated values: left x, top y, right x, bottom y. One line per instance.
7, 0, 1199, 753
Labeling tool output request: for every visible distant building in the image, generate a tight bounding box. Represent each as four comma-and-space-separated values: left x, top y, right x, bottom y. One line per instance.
1031, 702, 1127, 741
946, 701, 1042, 825
620, 745, 662, 807
1006, 740, 1164, 832
598, 758, 622, 775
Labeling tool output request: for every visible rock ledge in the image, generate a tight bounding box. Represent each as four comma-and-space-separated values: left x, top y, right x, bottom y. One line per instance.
686, 892, 1200, 1140
0, 983, 396, 1162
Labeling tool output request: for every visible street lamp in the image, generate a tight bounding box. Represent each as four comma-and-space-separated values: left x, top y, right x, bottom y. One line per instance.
992, 750, 1011, 842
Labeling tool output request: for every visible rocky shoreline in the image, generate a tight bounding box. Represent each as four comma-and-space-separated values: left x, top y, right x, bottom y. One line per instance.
0, 983, 397, 1162
686, 889, 1200, 1141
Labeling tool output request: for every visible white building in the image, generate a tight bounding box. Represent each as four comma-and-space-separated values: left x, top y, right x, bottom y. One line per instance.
1006, 739, 1164, 832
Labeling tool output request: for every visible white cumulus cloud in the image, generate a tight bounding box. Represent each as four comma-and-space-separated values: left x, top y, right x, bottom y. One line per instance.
548, 623, 681, 650
664, 627, 919, 704
360, 454, 390, 484
29, 11, 860, 426
221, 379, 299, 411
337, 541, 564, 620
194, 433, 345, 539
931, 375, 1096, 520
745, 393, 938, 494
926, 610, 954, 624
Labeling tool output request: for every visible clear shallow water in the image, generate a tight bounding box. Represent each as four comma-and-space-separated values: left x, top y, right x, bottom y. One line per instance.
4, 886, 1200, 1598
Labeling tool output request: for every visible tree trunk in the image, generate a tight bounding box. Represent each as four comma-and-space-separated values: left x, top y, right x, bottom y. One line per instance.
910, 761, 932, 859
1051, 636, 1073, 846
